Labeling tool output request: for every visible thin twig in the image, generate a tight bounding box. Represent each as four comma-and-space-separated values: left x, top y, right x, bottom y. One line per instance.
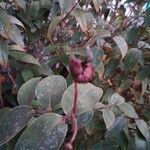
72, 81, 78, 115
66, 81, 78, 149
51, 0, 80, 38
7, 71, 17, 88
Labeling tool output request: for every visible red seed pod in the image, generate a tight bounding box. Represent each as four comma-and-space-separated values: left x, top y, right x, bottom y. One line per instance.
69, 57, 83, 76
69, 57, 94, 83
83, 63, 94, 80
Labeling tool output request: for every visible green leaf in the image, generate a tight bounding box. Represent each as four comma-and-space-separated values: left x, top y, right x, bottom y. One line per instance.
92, 47, 104, 68
0, 107, 11, 121
28, 1, 39, 17
43, 44, 61, 54
0, 9, 24, 47
96, 29, 111, 42
0, 144, 7, 150
113, 35, 128, 58
8, 44, 26, 52
118, 102, 138, 118
47, 16, 62, 40
36, 122, 68, 150
91, 140, 118, 150
72, 8, 95, 32
110, 93, 125, 106
66, 46, 87, 56
96, 61, 104, 78
102, 88, 115, 103
15, 113, 67, 150
144, 106, 150, 120
35, 75, 67, 109
8, 15, 25, 29
40, 0, 51, 9
17, 77, 41, 106
0, 40, 8, 67
36, 63, 54, 76
61, 83, 103, 115
102, 108, 115, 129
21, 69, 34, 82
104, 57, 120, 79
138, 41, 150, 49
59, 0, 77, 16
136, 65, 150, 81
85, 118, 95, 135
9, 51, 40, 66
135, 119, 150, 140
93, 102, 106, 110
135, 133, 150, 150
8, 25, 25, 47
0, 106, 33, 146
77, 110, 94, 129
124, 48, 142, 73
105, 117, 126, 139
117, 79, 132, 92
115, 131, 128, 150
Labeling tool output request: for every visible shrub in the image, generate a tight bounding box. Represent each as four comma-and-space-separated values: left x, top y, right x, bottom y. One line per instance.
0, 0, 149, 149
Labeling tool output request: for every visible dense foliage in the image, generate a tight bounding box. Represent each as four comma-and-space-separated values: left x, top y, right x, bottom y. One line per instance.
0, 0, 150, 149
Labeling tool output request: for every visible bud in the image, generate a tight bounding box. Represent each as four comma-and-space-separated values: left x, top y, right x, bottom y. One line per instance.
69, 57, 94, 83
69, 57, 83, 76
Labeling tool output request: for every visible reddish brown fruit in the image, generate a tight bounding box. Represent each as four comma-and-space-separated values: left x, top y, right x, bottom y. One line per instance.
69, 57, 83, 76
69, 57, 94, 83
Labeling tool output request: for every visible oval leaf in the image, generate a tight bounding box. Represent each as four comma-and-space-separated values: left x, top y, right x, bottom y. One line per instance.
35, 75, 67, 109
47, 16, 62, 40
37, 122, 68, 150
9, 25, 25, 47
0, 106, 33, 146
72, 8, 95, 32
21, 69, 34, 82
8, 15, 25, 29
77, 110, 94, 129
9, 51, 40, 66
135, 119, 150, 140
17, 77, 41, 106
118, 102, 138, 118
110, 93, 125, 106
102, 108, 115, 129
15, 113, 67, 150
61, 83, 103, 115
113, 35, 128, 58
104, 57, 120, 80
96, 61, 104, 78
117, 79, 132, 92
124, 48, 142, 73
0, 107, 11, 121
59, 0, 77, 16
92, 140, 119, 150
105, 117, 126, 139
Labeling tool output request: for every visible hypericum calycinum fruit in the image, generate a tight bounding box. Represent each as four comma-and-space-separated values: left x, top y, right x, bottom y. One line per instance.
69, 57, 94, 83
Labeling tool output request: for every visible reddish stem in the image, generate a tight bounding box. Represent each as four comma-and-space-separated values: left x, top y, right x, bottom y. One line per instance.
72, 81, 78, 115
69, 115, 78, 145
7, 71, 17, 88
66, 81, 78, 149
